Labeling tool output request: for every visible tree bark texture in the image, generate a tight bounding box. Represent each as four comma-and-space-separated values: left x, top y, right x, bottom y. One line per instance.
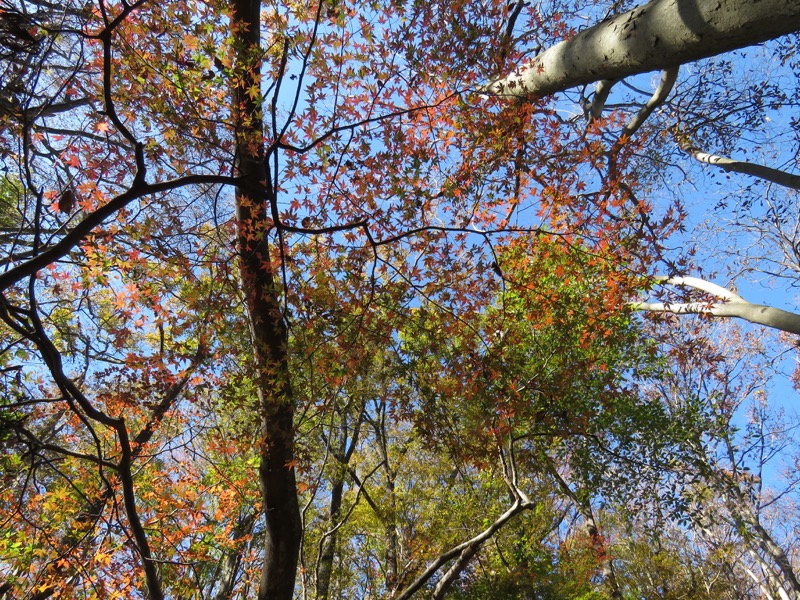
488, 0, 800, 98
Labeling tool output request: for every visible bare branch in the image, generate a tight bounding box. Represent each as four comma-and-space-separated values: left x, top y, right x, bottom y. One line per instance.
633, 276, 800, 335
590, 79, 617, 121
686, 150, 800, 191
0, 173, 241, 293
393, 497, 533, 600
620, 67, 677, 139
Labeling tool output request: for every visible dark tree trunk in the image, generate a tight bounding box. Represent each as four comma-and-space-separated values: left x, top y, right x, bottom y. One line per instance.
230, 1, 302, 598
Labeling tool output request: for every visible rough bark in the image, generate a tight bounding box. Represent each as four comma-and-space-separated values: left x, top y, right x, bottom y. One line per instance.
230, 1, 302, 599
487, 0, 800, 98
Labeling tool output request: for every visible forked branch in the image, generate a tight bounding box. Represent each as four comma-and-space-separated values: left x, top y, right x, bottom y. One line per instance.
632, 276, 800, 335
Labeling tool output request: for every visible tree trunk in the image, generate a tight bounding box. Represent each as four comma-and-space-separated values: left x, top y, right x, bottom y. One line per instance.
317, 403, 367, 600
315, 477, 344, 600
549, 468, 622, 599
488, 0, 800, 98
728, 496, 800, 600
379, 448, 400, 592
230, 1, 302, 599
212, 512, 257, 600
316, 415, 349, 600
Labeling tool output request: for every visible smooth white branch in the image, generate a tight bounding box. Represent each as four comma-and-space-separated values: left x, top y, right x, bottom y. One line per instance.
687, 150, 800, 191
393, 497, 532, 600
620, 67, 678, 138
486, 0, 800, 99
633, 276, 800, 335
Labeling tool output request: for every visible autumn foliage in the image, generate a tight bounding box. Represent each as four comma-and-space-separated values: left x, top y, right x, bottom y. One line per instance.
0, 0, 795, 598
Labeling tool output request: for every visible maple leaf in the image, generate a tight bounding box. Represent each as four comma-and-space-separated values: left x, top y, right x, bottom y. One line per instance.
63, 153, 81, 168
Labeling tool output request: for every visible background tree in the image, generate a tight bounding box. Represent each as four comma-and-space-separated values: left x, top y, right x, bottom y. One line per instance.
629, 317, 800, 600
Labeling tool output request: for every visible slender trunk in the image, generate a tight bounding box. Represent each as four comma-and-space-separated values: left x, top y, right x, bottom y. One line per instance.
230, 1, 302, 598
317, 399, 369, 599
385, 507, 400, 593
212, 512, 257, 600
747, 549, 791, 600
315, 477, 344, 600
549, 468, 622, 599
316, 417, 347, 600
375, 411, 400, 593
727, 497, 800, 600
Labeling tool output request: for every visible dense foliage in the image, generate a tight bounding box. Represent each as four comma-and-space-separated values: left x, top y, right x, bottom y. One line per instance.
0, 0, 798, 598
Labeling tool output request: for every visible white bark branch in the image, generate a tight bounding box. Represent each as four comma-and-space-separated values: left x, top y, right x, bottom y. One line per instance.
687, 150, 800, 191
632, 276, 800, 335
485, 0, 800, 99
652, 275, 745, 301
590, 79, 617, 121
392, 499, 532, 600
620, 67, 678, 139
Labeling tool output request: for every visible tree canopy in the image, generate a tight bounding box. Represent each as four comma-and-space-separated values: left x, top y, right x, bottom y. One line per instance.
1, 0, 799, 598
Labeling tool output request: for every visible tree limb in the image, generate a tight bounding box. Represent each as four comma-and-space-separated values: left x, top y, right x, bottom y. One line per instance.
392, 499, 532, 600
632, 276, 800, 335
0, 173, 240, 293
485, 0, 800, 98
590, 79, 617, 121
685, 150, 800, 191
619, 67, 677, 139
